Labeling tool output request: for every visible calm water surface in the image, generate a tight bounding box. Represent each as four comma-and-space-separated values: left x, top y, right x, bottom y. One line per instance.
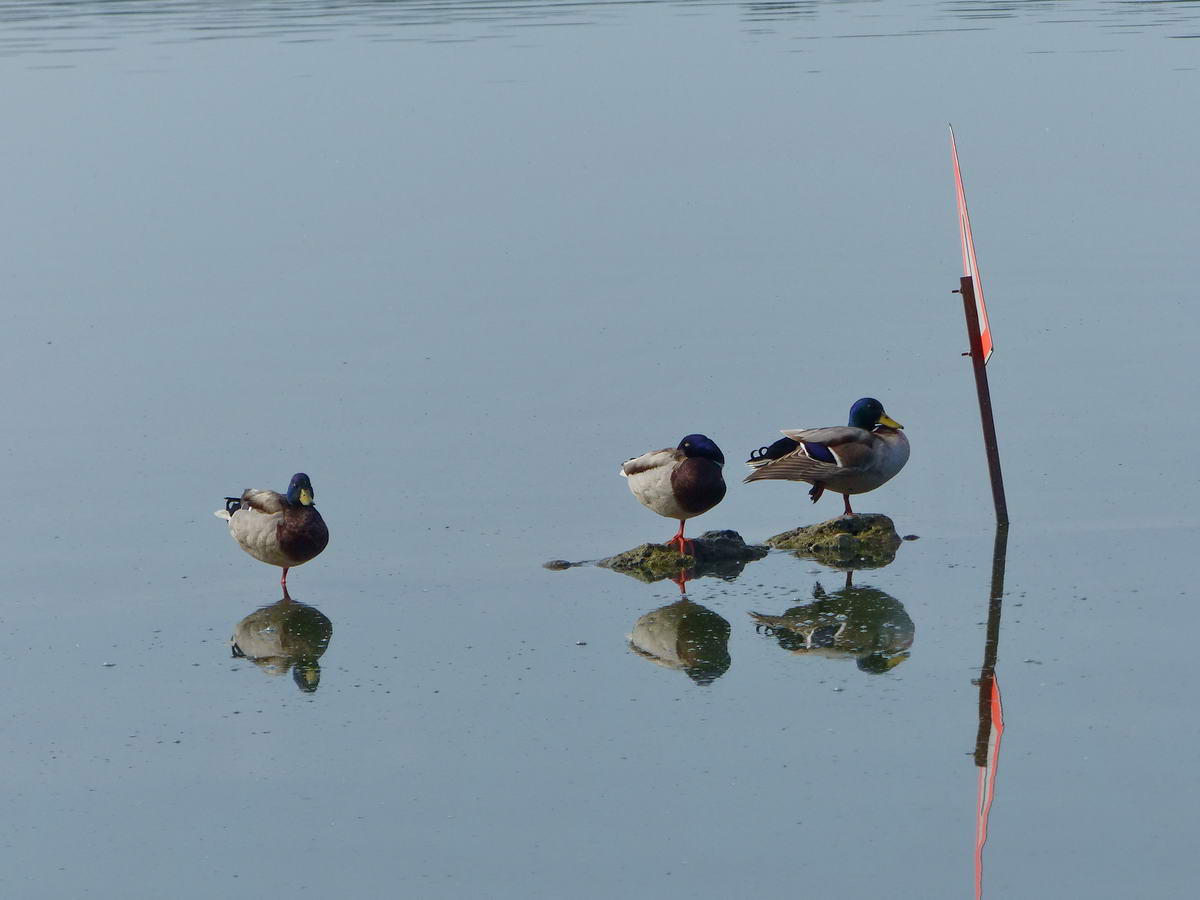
2, 1, 1198, 897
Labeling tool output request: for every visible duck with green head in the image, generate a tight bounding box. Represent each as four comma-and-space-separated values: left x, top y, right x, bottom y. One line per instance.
215, 472, 329, 594
744, 398, 909, 516
621, 434, 727, 555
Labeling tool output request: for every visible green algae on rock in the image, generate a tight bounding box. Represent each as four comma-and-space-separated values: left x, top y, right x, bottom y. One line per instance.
765, 513, 902, 569
598, 529, 768, 583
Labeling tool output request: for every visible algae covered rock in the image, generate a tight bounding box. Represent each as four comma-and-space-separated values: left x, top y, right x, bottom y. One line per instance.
765, 513, 902, 569
598, 530, 768, 583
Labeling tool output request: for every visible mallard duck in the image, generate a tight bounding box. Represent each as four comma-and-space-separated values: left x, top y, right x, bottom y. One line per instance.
215, 472, 329, 593
629, 599, 732, 685
744, 398, 909, 516
621, 434, 727, 554
231, 597, 333, 692
749, 576, 914, 673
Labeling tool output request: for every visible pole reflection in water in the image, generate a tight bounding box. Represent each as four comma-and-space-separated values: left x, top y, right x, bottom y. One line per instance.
231, 595, 334, 693
750, 570, 914, 674
973, 524, 1008, 899
627, 568, 732, 685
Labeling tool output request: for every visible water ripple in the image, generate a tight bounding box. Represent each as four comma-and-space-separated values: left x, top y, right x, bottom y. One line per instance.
2, 0, 1200, 58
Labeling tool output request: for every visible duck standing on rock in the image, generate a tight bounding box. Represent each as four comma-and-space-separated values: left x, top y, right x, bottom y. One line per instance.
621, 434, 727, 555
744, 398, 909, 516
215, 472, 329, 595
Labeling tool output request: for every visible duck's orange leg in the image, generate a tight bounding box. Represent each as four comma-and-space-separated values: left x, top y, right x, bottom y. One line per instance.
666, 520, 694, 556
671, 568, 692, 595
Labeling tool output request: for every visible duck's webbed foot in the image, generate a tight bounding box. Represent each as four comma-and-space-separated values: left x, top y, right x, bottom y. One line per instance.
666, 535, 695, 557
666, 521, 694, 557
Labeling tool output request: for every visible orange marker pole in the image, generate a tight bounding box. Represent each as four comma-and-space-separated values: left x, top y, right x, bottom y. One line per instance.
951, 126, 1008, 525
958, 276, 1008, 525
972, 523, 1008, 900
974, 522, 1008, 766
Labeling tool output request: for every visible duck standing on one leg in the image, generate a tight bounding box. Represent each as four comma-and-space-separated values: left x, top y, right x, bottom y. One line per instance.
744, 398, 909, 516
621, 434, 727, 555
215, 472, 329, 596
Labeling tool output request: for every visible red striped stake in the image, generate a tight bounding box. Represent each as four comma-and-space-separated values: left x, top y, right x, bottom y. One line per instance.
974, 673, 1004, 900
952, 125, 993, 362
973, 523, 1009, 900
950, 126, 1008, 525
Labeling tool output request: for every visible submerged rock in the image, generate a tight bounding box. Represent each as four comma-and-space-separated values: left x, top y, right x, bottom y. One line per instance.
598, 529, 768, 583
765, 513, 902, 569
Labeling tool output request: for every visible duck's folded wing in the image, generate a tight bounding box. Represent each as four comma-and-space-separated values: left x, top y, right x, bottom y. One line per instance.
620, 448, 676, 477
744, 451, 835, 483
238, 489, 287, 514
787, 427, 880, 466
780, 425, 870, 447
745, 427, 879, 482
748, 611, 792, 630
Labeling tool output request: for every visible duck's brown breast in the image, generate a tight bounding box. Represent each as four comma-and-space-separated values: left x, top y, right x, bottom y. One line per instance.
277, 507, 329, 565
671, 458, 726, 516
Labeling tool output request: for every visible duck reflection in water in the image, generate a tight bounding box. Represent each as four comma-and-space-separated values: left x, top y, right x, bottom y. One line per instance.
750, 571, 913, 673
231, 596, 333, 692
628, 568, 732, 685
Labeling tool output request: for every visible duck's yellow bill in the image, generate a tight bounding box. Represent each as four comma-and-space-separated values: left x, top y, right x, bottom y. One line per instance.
299, 488, 314, 505
879, 414, 904, 429
296, 664, 321, 688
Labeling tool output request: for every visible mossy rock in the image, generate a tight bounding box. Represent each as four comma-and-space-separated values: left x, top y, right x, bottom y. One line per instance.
765, 513, 902, 569
599, 529, 768, 583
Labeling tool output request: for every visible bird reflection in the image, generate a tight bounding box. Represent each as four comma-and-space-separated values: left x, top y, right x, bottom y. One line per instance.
629, 572, 732, 685
750, 571, 914, 673
231, 596, 333, 692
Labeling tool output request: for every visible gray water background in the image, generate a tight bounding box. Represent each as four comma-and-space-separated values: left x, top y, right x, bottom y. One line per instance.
2, 1, 1198, 897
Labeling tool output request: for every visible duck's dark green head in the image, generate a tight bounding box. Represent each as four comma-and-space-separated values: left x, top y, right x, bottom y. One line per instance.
286, 473, 316, 507
293, 661, 322, 692
858, 651, 910, 673
848, 398, 903, 431
678, 434, 725, 466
